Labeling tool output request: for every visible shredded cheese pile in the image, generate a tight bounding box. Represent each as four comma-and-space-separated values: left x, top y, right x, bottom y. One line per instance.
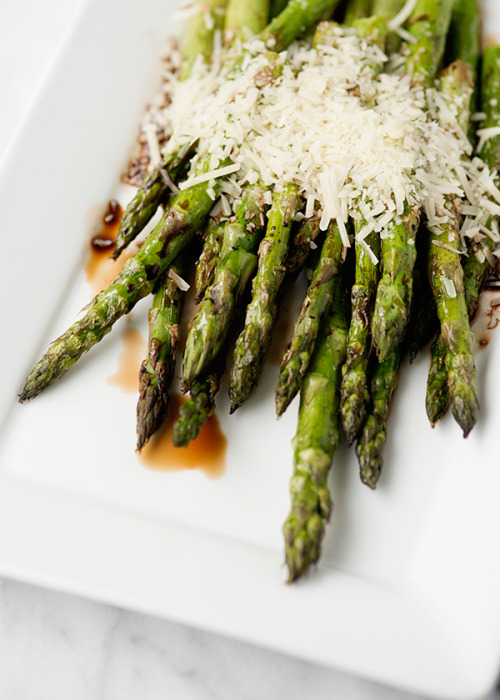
144, 25, 500, 262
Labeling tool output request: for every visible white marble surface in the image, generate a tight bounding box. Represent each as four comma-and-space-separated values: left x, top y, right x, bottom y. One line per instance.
1, 2, 500, 699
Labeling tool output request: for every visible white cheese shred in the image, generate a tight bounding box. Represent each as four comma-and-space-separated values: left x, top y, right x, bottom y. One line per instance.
179, 163, 241, 190
168, 268, 190, 291
443, 277, 457, 298
388, 0, 418, 31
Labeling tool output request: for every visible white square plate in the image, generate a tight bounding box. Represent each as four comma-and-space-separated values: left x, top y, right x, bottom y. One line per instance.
1, 1, 500, 698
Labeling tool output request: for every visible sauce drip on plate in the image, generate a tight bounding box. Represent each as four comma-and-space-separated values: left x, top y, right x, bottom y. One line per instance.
139, 393, 227, 479
86, 200, 132, 295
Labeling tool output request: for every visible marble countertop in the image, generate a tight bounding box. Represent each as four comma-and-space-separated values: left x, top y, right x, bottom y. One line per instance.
1, 2, 500, 699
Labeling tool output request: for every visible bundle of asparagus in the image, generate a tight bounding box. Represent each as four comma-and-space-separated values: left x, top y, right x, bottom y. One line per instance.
19, 0, 500, 582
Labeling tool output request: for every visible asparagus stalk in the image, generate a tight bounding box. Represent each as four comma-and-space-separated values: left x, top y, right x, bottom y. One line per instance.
462, 46, 500, 319
136, 260, 185, 451
422, 2, 480, 425
356, 0, 453, 474
286, 215, 321, 279
113, 0, 228, 259
194, 214, 226, 303
270, 0, 289, 19
371, 205, 420, 361
447, 0, 480, 81
224, 0, 270, 42
356, 346, 401, 488
344, 0, 372, 25
284, 270, 349, 582
405, 229, 438, 362
425, 334, 449, 426
370, 0, 404, 54
19, 162, 219, 402
179, 0, 229, 79
229, 184, 301, 411
369, 0, 455, 364
405, 0, 456, 86
172, 371, 221, 447
371, 0, 400, 14
182, 183, 270, 389
340, 225, 380, 444
428, 218, 479, 438
276, 221, 343, 417
426, 60, 479, 437
259, 0, 341, 51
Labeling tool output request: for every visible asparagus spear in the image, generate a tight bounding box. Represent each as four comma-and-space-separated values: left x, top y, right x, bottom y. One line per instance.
19, 162, 219, 402
425, 334, 449, 426
182, 183, 270, 388
370, 0, 404, 55
447, 0, 480, 83
286, 215, 321, 279
136, 260, 185, 451
270, 0, 288, 19
112, 0, 228, 260
284, 270, 349, 582
423, 4, 480, 425
179, 0, 229, 80
172, 371, 221, 447
344, 0, 372, 25
428, 219, 479, 438
369, 0, 455, 363
224, 0, 270, 42
229, 184, 300, 411
355, 346, 401, 488
340, 225, 380, 445
358, 4, 464, 474
463, 46, 500, 319
259, 0, 341, 51
276, 221, 343, 417
405, 228, 438, 362
370, 0, 399, 15
371, 205, 420, 361
404, 0, 455, 85
194, 214, 226, 303
426, 60, 479, 438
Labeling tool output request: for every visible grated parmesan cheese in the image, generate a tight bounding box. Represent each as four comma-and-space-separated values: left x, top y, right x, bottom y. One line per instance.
168, 268, 190, 291
142, 26, 500, 265
443, 277, 457, 298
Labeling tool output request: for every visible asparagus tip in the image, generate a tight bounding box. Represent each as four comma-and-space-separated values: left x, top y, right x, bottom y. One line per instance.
355, 415, 385, 489
275, 389, 292, 419
359, 468, 379, 490
341, 402, 365, 446
449, 375, 480, 438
